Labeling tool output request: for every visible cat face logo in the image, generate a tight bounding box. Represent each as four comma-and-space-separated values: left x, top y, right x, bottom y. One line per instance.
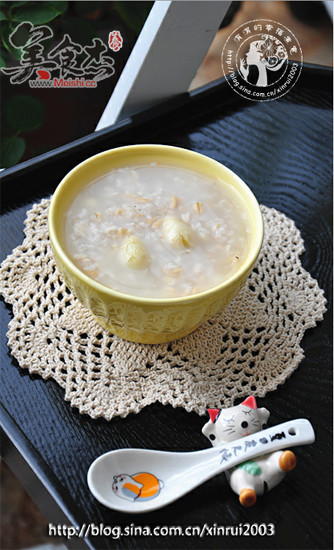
112, 472, 164, 502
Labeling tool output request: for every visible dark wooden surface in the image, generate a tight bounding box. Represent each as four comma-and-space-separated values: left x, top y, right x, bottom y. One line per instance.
1, 65, 333, 549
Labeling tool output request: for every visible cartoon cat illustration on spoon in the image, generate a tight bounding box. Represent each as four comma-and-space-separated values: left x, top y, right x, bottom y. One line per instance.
112, 472, 164, 502
202, 396, 297, 506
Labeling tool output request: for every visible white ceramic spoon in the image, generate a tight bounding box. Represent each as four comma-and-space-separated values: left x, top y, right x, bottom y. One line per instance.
87, 418, 314, 513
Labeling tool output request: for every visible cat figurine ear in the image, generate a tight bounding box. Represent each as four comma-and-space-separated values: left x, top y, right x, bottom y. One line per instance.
241, 396, 257, 409
207, 408, 220, 423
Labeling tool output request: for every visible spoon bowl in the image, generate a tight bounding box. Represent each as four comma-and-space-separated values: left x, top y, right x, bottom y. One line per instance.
87, 419, 315, 513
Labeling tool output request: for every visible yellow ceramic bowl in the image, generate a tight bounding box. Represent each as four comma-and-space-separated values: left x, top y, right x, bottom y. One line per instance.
48, 145, 263, 344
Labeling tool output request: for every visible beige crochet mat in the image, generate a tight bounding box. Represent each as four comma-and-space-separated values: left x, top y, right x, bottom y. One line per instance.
0, 199, 327, 419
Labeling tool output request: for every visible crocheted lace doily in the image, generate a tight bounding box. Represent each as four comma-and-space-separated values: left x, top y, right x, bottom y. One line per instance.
0, 199, 326, 419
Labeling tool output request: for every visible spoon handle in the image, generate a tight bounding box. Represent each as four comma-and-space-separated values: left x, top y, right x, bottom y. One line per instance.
207, 418, 315, 477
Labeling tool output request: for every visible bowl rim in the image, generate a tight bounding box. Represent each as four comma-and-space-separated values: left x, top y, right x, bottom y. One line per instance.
48, 144, 264, 306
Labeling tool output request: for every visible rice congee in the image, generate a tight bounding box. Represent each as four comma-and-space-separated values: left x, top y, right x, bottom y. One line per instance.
64, 163, 252, 298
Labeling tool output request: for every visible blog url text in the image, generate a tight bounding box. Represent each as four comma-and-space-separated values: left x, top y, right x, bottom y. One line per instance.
49, 522, 275, 540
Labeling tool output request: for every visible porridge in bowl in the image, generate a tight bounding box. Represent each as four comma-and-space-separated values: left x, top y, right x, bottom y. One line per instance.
65, 163, 252, 299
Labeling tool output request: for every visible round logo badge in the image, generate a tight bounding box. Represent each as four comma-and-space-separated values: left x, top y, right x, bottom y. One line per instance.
221, 19, 303, 101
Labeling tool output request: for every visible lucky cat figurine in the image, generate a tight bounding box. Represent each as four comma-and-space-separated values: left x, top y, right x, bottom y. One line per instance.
202, 396, 297, 507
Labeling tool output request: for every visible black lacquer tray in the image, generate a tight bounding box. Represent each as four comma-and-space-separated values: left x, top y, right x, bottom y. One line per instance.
1, 64, 333, 550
